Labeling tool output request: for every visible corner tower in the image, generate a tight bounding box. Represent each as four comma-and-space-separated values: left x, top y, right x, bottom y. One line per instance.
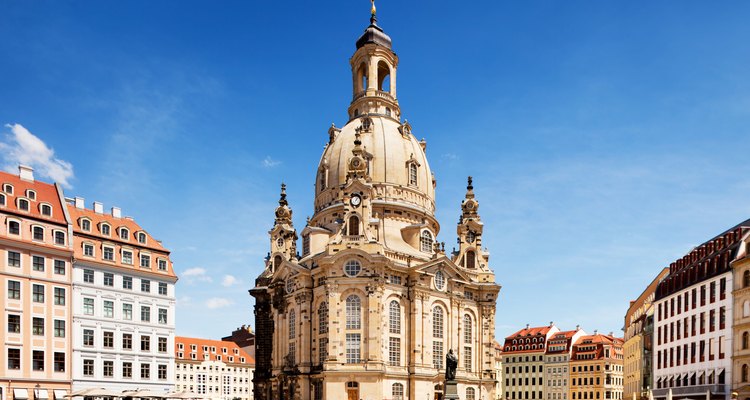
251, 5, 501, 400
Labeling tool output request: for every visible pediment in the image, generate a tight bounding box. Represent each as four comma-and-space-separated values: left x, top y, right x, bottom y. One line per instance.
413, 255, 471, 283
269, 259, 307, 284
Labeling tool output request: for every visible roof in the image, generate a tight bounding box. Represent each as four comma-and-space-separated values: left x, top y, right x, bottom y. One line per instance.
545, 330, 580, 354
356, 17, 392, 49
571, 333, 624, 361
0, 169, 67, 225
505, 325, 554, 340
175, 336, 255, 366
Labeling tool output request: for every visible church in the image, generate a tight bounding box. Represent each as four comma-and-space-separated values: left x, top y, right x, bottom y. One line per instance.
250, 4, 501, 400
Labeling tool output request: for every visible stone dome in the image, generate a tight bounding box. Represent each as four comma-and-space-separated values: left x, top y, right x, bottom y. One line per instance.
314, 115, 435, 216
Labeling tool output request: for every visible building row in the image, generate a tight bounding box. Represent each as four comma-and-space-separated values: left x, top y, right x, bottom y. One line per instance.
623, 218, 750, 400
501, 324, 625, 400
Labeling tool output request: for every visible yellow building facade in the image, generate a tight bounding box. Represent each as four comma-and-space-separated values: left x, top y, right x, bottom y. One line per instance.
569, 334, 624, 400
732, 235, 750, 400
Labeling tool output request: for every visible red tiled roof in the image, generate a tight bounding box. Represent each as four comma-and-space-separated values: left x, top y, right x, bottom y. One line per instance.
175, 336, 255, 366
0, 170, 67, 225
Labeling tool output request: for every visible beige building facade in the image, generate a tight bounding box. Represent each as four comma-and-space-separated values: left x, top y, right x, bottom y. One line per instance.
174, 337, 254, 400
250, 6, 501, 400
569, 334, 624, 400
0, 166, 73, 400
502, 324, 560, 400
732, 233, 750, 400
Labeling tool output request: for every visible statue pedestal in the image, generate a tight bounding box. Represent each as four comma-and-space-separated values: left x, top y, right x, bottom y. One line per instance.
444, 380, 459, 400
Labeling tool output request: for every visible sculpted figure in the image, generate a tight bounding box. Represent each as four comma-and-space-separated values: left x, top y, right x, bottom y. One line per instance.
445, 349, 458, 381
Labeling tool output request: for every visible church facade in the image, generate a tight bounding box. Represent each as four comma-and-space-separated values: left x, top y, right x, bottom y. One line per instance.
251, 6, 501, 400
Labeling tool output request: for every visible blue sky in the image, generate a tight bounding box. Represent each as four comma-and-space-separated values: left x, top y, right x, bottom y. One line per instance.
2, 1, 750, 339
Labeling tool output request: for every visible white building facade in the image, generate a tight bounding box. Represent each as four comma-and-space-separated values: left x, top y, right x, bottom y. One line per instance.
69, 199, 177, 392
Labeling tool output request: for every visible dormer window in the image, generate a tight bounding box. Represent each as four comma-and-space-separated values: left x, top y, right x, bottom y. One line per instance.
3, 184, 13, 194
18, 198, 30, 211
408, 163, 418, 186
0, 193, 5, 206
81, 219, 91, 231
420, 230, 433, 253
26, 190, 36, 200
101, 223, 111, 236
119, 228, 129, 240
140, 254, 151, 269
158, 259, 168, 271
40, 204, 52, 217
137, 232, 146, 244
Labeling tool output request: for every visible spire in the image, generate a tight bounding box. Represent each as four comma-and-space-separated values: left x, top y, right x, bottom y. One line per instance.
274, 183, 293, 225
461, 176, 479, 218
278, 183, 288, 206
465, 176, 475, 199
370, 0, 377, 24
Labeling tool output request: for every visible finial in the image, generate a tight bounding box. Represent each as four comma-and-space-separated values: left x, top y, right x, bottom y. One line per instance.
467, 176, 473, 190
370, 0, 377, 24
279, 182, 288, 206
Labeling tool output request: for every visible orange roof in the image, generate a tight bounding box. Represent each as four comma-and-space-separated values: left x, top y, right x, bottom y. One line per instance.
68, 205, 168, 252
175, 336, 255, 366
571, 333, 624, 361
505, 325, 553, 340
502, 325, 554, 354
0, 170, 67, 225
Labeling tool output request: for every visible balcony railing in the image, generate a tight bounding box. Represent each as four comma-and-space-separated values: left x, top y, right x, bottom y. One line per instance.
353, 90, 395, 101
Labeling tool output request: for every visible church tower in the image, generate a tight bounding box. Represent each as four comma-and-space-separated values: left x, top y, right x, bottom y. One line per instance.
251, 5, 501, 400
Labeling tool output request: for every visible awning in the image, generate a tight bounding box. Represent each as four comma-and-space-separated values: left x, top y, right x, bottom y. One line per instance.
14, 389, 30, 400
53, 391, 68, 400
36, 390, 50, 400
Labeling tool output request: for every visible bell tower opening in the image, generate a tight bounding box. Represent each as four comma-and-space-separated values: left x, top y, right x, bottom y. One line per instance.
377, 60, 391, 93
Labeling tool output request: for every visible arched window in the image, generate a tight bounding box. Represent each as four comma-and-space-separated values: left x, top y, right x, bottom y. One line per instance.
81, 219, 91, 231
0, 193, 5, 206
420, 230, 433, 253
392, 383, 404, 400
137, 232, 147, 244
743, 332, 749, 350
433, 306, 444, 339
289, 310, 296, 339
464, 314, 472, 343
101, 223, 111, 236
743, 364, 749, 383
32, 226, 44, 241
348, 216, 360, 236
745, 300, 750, 318
377, 60, 390, 92
40, 204, 52, 216
358, 63, 368, 92
408, 163, 418, 186
466, 250, 476, 269
744, 270, 750, 288
273, 255, 282, 271
346, 295, 361, 330
119, 228, 129, 240
466, 387, 476, 400
319, 169, 327, 191
318, 302, 328, 334
8, 220, 20, 235
390, 300, 401, 334
18, 198, 29, 211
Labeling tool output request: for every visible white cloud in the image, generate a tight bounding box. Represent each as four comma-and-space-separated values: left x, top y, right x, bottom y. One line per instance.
1, 123, 75, 188
222, 275, 241, 287
262, 156, 281, 168
205, 297, 233, 309
181, 267, 212, 283
441, 153, 459, 160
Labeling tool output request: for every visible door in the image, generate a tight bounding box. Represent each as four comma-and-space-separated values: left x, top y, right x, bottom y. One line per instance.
346, 381, 359, 400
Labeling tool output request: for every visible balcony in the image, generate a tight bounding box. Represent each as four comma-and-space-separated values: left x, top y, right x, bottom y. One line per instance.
353, 90, 395, 102
652, 384, 727, 398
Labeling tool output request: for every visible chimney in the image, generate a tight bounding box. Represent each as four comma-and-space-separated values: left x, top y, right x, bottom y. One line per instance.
74, 197, 85, 209
93, 202, 104, 214
609, 331, 613, 337
18, 165, 34, 181
576, 325, 580, 331
550, 321, 554, 327
111, 207, 121, 218
526, 323, 530, 329
594, 330, 598, 335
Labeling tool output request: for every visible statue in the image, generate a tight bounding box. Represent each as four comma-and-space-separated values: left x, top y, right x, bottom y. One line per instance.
445, 349, 458, 381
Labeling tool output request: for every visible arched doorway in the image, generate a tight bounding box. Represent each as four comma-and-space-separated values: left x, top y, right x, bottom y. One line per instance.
346, 381, 359, 400
434, 383, 444, 400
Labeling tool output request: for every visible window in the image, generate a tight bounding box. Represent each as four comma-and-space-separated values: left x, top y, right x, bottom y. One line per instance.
33, 284, 45, 302
288, 342, 296, 365
33, 317, 44, 335
54, 320, 65, 337
123, 333, 133, 350
464, 346, 473, 371
319, 337, 328, 364
346, 333, 361, 363
33, 350, 44, 371
0, 193, 4, 206
33, 226, 46, 241
346, 295, 361, 329
33, 255, 45, 271
120, 228, 129, 240
344, 259, 362, 277
141, 279, 151, 292
289, 310, 296, 338
103, 331, 114, 348
409, 163, 418, 185
8, 280, 20, 299
433, 340, 444, 369
319, 301, 329, 334
83, 329, 94, 346
389, 337, 401, 366
466, 250, 476, 269
54, 259, 65, 274
41, 204, 52, 217
83, 298, 94, 315
8, 314, 20, 333
27, 190, 36, 200
123, 362, 132, 378
83, 269, 94, 283
54, 287, 65, 305
3, 184, 13, 194
54, 352, 65, 372
434, 270, 446, 290
101, 224, 111, 236
140, 254, 151, 268
390, 300, 401, 334
54, 230, 65, 245
102, 272, 114, 286
158, 337, 168, 352
83, 243, 94, 257
122, 250, 133, 264
81, 219, 91, 231
123, 276, 133, 289
7, 250, 20, 267
141, 306, 151, 322
19, 198, 30, 211
421, 230, 433, 252
138, 232, 147, 243
158, 308, 168, 324
123, 303, 133, 320
8, 220, 20, 235
103, 246, 114, 261
464, 314, 473, 343
158, 282, 168, 295
158, 364, 167, 380
433, 306, 444, 338
8, 348, 21, 369
158, 259, 167, 271
103, 360, 114, 377
141, 363, 151, 379
141, 335, 151, 351
104, 300, 114, 318
392, 383, 404, 400
466, 387, 476, 400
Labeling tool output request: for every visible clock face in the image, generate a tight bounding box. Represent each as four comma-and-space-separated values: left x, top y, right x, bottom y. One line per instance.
350, 195, 362, 207
466, 231, 476, 243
